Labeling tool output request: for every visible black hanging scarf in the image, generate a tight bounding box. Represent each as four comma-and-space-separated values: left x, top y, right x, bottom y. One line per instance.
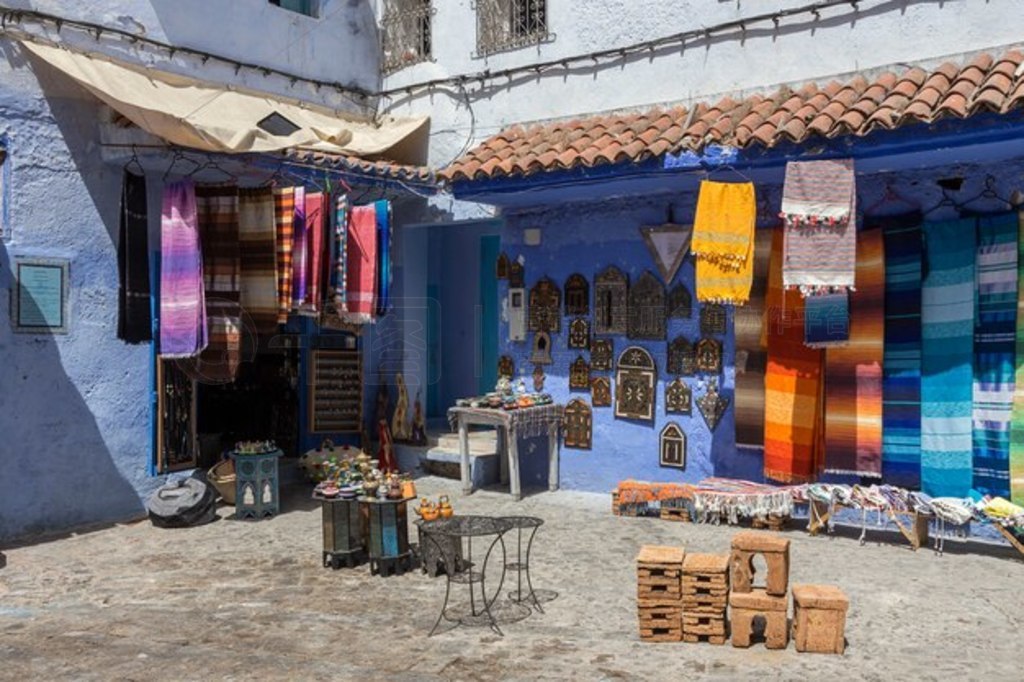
118, 170, 152, 343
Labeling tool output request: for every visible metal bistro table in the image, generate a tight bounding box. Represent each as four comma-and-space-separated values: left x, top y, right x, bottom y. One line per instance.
448, 403, 564, 500
421, 515, 529, 636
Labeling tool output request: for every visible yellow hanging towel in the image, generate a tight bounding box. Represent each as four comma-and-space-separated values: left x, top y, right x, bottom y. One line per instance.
692, 180, 757, 305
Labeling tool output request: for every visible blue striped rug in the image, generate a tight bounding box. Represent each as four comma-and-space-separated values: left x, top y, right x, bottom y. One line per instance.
880, 214, 923, 488
972, 213, 1017, 497
921, 219, 976, 497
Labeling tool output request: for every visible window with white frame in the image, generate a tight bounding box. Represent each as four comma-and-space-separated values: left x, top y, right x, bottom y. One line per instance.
476, 0, 550, 57
381, 0, 433, 75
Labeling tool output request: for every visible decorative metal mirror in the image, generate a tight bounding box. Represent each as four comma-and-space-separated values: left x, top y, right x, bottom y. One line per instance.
696, 337, 723, 374
508, 287, 526, 342
668, 283, 693, 319
509, 260, 524, 288
496, 252, 510, 279
564, 273, 590, 315
530, 331, 552, 365
614, 346, 656, 422
563, 398, 593, 450
627, 270, 666, 340
498, 355, 515, 379
532, 365, 546, 392
666, 378, 692, 415
700, 303, 727, 335
659, 422, 686, 469
591, 338, 613, 371
667, 336, 696, 376
639, 223, 693, 283
570, 355, 591, 390
568, 317, 590, 350
697, 379, 729, 431
529, 277, 561, 332
591, 376, 611, 407
594, 265, 628, 335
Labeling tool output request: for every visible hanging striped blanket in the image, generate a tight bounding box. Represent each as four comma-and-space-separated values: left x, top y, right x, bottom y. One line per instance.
332, 195, 349, 311
238, 188, 278, 336
803, 291, 849, 348
291, 186, 307, 310
159, 180, 206, 357
880, 213, 924, 488
193, 185, 242, 383
273, 187, 295, 325
823, 227, 884, 477
692, 180, 757, 304
734, 226, 772, 447
764, 225, 824, 483
343, 204, 378, 323
300, 191, 325, 316
375, 199, 392, 316
1012, 212, 1024, 505
921, 219, 976, 497
973, 213, 1018, 498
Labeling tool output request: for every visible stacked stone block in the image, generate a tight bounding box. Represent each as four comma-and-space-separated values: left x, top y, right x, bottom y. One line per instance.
636, 545, 685, 642
793, 584, 850, 654
729, 532, 790, 650
680, 553, 729, 644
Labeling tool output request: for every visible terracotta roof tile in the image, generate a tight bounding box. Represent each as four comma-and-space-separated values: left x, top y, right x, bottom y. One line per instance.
282, 149, 435, 186
439, 48, 1024, 182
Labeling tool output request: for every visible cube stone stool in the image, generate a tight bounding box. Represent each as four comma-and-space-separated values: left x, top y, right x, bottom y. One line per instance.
730, 531, 790, 596
792, 584, 849, 654
636, 545, 685, 642
729, 588, 789, 649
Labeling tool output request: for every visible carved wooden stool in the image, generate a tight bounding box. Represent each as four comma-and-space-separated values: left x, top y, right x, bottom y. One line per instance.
792, 584, 849, 654
729, 588, 789, 649
730, 531, 790, 596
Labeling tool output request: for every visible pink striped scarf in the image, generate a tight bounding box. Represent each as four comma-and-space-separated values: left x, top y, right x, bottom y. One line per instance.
343, 204, 378, 323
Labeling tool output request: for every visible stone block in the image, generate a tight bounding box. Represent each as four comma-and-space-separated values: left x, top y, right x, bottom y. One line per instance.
792, 584, 849, 654
682, 552, 729, 575
730, 532, 790, 596
730, 607, 789, 650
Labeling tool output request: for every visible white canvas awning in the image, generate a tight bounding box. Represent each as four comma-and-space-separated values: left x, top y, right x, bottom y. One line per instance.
20, 40, 428, 157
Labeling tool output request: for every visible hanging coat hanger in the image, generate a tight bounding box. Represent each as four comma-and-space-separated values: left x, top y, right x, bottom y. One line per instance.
923, 187, 960, 216
863, 183, 921, 216
124, 144, 145, 176
702, 163, 752, 183
189, 155, 238, 183
161, 150, 200, 182
956, 175, 1013, 213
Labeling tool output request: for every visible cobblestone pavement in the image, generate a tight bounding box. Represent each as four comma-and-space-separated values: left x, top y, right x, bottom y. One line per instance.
1, 475, 1021, 681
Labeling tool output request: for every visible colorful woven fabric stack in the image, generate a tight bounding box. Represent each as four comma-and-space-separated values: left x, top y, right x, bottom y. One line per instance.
159, 180, 206, 358
764, 226, 824, 484
691, 180, 757, 305
973, 214, 1018, 498
880, 213, 924, 488
824, 227, 885, 477
734, 227, 773, 447
921, 219, 976, 497
1012, 211, 1024, 505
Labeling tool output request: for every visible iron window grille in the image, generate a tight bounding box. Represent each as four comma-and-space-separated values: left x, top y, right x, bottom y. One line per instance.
381, 0, 434, 75
475, 0, 551, 57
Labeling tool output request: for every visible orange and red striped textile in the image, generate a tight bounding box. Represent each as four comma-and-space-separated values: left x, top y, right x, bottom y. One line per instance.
823, 227, 885, 476
763, 226, 824, 483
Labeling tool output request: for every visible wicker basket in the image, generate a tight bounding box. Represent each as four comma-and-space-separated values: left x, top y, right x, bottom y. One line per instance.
207, 458, 236, 504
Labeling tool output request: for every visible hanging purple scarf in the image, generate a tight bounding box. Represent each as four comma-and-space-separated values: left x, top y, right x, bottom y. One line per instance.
291, 186, 307, 309
159, 180, 206, 357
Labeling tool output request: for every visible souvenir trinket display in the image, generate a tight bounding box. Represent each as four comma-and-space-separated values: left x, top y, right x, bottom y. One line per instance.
509, 260, 524, 288
564, 273, 590, 315
667, 336, 696, 376
528, 277, 561, 332
668, 283, 693, 319
666, 377, 692, 414
530, 331, 553, 364
533, 365, 546, 392
628, 270, 667, 340
508, 287, 526, 342
568, 317, 591, 350
640, 222, 693, 283
563, 398, 593, 450
700, 303, 727, 335
615, 346, 656, 422
309, 349, 362, 434
697, 378, 730, 431
659, 423, 686, 469
570, 355, 591, 390
496, 252, 510, 279
594, 265, 629, 335
591, 338, 614, 371
591, 376, 612, 407
498, 355, 515, 378
696, 338, 723, 374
